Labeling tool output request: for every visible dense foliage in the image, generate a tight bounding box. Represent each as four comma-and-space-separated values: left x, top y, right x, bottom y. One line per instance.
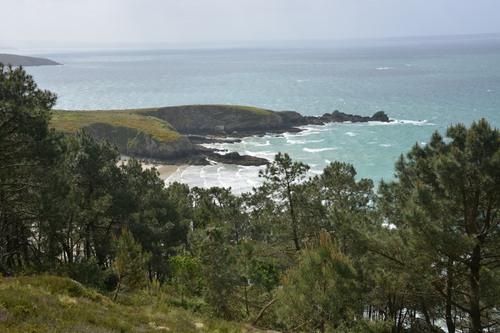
1, 65, 498, 332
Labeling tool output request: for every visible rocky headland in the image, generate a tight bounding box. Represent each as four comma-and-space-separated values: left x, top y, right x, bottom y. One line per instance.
51, 106, 391, 166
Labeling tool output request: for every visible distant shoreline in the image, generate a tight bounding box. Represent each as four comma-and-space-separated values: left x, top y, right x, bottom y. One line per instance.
0, 53, 61, 66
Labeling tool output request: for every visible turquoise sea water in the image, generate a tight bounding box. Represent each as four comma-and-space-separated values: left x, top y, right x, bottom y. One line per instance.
21, 35, 500, 193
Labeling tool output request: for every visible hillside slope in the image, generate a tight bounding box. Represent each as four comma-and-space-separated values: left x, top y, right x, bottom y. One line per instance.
51, 109, 200, 162
0, 275, 272, 332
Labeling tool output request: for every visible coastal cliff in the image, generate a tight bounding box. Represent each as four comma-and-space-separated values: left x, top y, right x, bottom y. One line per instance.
51, 106, 390, 166
82, 123, 200, 162
145, 105, 305, 135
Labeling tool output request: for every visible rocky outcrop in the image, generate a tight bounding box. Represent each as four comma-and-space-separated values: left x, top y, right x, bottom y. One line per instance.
81, 122, 268, 166
0, 54, 61, 66
145, 105, 304, 135
196, 146, 268, 166
82, 123, 201, 162
316, 110, 390, 123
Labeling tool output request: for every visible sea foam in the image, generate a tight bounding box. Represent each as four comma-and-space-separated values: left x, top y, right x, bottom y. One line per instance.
303, 147, 338, 153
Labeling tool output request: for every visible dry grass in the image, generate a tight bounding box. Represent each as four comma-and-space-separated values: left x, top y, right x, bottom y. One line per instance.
51, 108, 182, 143
0, 275, 253, 333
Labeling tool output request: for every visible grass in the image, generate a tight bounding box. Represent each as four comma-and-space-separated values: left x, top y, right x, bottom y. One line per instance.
0, 275, 267, 333
51, 108, 182, 143
50, 105, 276, 143
208, 105, 275, 116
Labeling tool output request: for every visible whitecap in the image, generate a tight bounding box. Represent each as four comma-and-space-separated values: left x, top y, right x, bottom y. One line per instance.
303, 147, 337, 153
287, 138, 325, 145
366, 119, 436, 126
255, 140, 271, 147
309, 169, 323, 175
244, 150, 275, 160
391, 119, 435, 126
345, 132, 357, 137
376, 67, 392, 70
206, 159, 218, 166
379, 144, 392, 147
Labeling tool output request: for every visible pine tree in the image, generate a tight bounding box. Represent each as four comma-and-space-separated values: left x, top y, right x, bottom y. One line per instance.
0, 64, 57, 272
112, 227, 151, 300
277, 231, 361, 332
258, 152, 310, 251
378, 119, 500, 333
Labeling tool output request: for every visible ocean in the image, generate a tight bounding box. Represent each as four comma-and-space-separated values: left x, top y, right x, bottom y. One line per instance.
18, 35, 500, 194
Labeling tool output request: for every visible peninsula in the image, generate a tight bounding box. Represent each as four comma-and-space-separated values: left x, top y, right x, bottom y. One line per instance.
0, 53, 61, 66
51, 105, 390, 166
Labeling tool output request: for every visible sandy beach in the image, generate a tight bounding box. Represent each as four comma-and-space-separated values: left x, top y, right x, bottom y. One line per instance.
118, 156, 181, 180
154, 164, 181, 180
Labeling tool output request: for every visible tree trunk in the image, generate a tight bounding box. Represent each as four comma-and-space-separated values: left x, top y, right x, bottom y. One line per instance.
252, 298, 277, 326
287, 183, 300, 251
469, 244, 482, 333
445, 263, 456, 333
113, 278, 122, 301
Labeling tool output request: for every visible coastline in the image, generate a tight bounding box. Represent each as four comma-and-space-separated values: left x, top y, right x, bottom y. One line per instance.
155, 164, 181, 180
118, 156, 181, 180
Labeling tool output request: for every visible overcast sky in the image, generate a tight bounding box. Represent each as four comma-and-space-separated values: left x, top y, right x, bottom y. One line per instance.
2, 0, 500, 46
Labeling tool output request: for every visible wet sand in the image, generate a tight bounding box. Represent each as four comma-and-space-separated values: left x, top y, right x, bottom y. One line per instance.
154, 165, 181, 180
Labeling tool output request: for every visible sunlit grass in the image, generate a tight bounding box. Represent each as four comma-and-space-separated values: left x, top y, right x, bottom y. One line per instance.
50, 105, 276, 144
0, 275, 250, 333
210, 104, 274, 116
51, 108, 182, 143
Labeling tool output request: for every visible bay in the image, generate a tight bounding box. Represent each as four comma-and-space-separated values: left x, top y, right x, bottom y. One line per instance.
21, 35, 500, 193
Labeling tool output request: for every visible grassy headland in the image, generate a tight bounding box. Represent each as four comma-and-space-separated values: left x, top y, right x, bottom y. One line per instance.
50, 105, 285, 164
51, 108, 183, 143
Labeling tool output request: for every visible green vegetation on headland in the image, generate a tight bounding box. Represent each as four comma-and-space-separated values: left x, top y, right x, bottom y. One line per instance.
50, 104, 278, 142
52, 108, 182, 143
50, 104, 297, 164
50, 104, 390, 165
1, 64, 499, 332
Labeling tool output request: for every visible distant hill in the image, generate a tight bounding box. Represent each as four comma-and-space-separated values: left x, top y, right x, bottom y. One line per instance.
0, 53, 60, 66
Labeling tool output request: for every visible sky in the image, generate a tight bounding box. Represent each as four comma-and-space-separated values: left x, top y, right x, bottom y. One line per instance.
2, 0, 500, 47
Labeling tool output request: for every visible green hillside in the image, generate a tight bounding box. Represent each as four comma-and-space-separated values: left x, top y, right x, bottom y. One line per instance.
0, 275, 258, 333
51, 109, 182, 143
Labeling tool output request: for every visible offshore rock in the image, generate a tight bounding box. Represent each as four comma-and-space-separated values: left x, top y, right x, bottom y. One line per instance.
328, 110, 390, 123
196, 146, 268, 166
